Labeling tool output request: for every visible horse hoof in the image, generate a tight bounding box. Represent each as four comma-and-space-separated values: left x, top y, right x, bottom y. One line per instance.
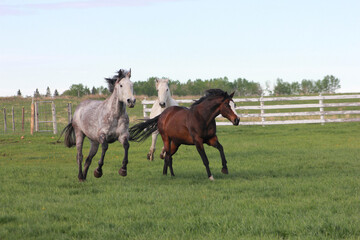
78, 177, 86, 182
94, 168, 103, 178
160, 153, 165, 159
119, 168, 127, 177
147, 153, 154, 161
209, 175, 215, 181
221, 168, 229, 174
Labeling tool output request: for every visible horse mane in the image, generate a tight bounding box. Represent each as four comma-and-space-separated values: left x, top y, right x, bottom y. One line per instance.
191, 89, 229, 108
105, 69, 128, 93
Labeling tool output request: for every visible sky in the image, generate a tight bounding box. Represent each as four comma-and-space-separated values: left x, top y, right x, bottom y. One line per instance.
0, 0, 359, 96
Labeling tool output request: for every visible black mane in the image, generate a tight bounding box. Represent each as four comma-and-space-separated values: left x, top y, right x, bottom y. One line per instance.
191, 89, 229, 108
105, 69, 127, 93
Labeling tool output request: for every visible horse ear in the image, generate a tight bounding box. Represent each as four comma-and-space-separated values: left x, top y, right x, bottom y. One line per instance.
165, 78, 169, 83
127, 68, 131, 78
229, 91, 235, 98
155, 78, 159, 89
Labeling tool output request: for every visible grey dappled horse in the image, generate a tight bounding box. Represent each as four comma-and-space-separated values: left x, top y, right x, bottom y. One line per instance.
62, 69, 136, 181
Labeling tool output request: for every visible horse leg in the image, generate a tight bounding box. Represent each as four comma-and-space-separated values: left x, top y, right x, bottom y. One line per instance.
82, 141, 99, 179
168, 142, 179, 176
162, 137, 171, 175
163, 158, 168, 175
208, 136, 228, 174
160, 146, 166, 159
119, 138, 129, 177
75, 131, 85, 181
147, 131, 158, 161
95, 135, 108, 178
194, 138, 214, 180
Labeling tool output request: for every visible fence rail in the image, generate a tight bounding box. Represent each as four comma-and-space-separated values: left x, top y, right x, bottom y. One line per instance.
142, 94, 360, 126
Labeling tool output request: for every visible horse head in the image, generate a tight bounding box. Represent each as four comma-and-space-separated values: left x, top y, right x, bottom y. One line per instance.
219, 92, 240, 126
114, 69, 136, 108
156, 78, 170, 108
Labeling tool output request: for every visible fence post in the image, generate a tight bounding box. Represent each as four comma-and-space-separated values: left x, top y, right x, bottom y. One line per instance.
31, 100, 34, 135
12, 107, 15, 132
143, 98, 148, 118
67, 103, 72, 123
22, 107, 25, 132
35, 101, 39, 132
3, 108, 7, 133
319, 93, 325, 125
260, 94, 265, 127
52, 101, 58, 134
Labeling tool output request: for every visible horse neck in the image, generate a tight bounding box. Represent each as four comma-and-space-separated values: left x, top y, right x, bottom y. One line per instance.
104, 91, 126, 117
193, 99, 221, 125
165, 92, 175, 105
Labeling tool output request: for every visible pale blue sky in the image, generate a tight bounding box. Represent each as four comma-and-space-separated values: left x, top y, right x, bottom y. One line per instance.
1, 0, 359, 96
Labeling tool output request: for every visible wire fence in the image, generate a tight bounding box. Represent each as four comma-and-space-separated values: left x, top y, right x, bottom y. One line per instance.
0, 97, 75, 135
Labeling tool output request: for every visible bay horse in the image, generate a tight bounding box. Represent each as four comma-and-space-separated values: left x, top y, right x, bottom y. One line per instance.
129, 89, 239, 180
62, 68, 136, 181
147, 78, 178, 161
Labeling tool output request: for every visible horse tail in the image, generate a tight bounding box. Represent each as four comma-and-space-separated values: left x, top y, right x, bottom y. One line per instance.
129, 115, 160, 142
58, 122, 76, 148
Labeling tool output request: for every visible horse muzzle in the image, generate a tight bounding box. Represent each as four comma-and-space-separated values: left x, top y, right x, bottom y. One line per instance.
159, 102, 166, 108
127, 98, 136, 108
233, 117, 240, 126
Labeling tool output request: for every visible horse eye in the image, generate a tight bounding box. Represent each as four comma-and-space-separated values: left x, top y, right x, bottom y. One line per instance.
120, 85, 123, 88
166, 89, 169, 91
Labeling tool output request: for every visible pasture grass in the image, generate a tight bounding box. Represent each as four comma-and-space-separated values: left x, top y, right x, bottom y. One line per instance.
1, 123, 360, 239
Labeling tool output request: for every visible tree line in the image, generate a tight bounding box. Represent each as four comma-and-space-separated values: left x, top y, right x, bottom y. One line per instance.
19, 75, 341, 98
132, 75, 340, 96
134, 75, 340, 97
273, 75, 341, 95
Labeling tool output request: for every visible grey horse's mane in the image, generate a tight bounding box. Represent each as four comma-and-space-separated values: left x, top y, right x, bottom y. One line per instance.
105, 69, 128, 93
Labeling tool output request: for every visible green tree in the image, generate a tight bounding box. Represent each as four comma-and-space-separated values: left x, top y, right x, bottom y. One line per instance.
97, 86, 109, 96
54, 89, 59, 97
17, 89, 22, 97
45, 87, 51, 97
169, 80, 181, 96
300, 79, 314, 94
322, 75, 340, 93
34, 88, 41, 98
274, 79, 291, 95
62, 84, 90, 97
91, 86, 97, 95
290, 82, 301, 95
193, 79, 206, 95
314, 80, 323, 93
234, 78, 262, 96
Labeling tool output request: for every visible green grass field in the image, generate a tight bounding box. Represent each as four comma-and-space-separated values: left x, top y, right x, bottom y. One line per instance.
1, 122, 360, 239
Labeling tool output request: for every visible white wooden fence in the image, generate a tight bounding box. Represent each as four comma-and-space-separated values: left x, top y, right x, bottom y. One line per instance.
142, 94, 360, 126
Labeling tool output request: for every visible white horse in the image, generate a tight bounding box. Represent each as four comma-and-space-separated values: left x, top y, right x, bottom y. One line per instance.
147, 78, 178, 161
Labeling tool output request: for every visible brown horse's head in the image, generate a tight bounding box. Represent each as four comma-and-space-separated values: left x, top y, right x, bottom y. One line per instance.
219, 92, 240, 125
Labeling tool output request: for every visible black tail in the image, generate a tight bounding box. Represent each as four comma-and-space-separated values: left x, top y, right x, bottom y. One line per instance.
58, 122, 76, 148
129, 116, 160, 142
